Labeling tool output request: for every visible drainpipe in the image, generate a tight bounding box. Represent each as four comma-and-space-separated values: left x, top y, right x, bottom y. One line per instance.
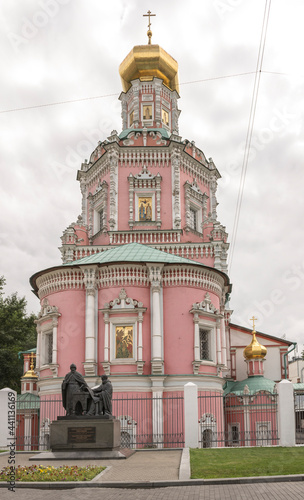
283, 343, 297, 379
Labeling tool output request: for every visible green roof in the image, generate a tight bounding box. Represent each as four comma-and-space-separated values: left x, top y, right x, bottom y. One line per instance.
294, 383, 304, 391
119, 127, 170, 140
67, 242, 203, 267
224, 376, 276, 396
17, 393, 40, 410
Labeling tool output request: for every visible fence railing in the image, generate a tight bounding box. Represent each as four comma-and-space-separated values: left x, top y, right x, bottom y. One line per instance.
294, 390, 304, 444
15, 389, 281, 451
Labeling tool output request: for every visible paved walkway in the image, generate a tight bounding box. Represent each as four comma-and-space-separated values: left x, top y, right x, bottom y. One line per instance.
1, 450, 304, 499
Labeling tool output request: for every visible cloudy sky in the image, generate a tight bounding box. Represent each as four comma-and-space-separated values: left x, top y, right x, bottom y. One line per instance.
1, 0, 303, 354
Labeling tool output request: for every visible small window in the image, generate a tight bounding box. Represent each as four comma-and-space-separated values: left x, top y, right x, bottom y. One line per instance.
143, 105, 152, 120
231, 425, 239, 445
129, 110, 134, 126
99, 209, 104, 231
199, 329, 210, 360
162, 108, 169, 126
115, 326, 133, 359
189, 207, 197, 231
45, 333, 53, 364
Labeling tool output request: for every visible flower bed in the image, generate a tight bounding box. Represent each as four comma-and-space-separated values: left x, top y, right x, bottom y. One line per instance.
0, 464, 105, 482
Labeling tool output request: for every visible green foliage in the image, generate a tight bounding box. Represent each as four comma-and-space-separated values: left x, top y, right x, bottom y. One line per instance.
190, 447, 304, 479
0, 276, 37, 392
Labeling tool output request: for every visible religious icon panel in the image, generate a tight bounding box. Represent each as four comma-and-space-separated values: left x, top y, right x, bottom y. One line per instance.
138, 197, 153, 221
115, 326, 133, 359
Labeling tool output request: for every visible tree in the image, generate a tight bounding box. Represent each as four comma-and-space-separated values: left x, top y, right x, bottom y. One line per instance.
0, 277, 37, 392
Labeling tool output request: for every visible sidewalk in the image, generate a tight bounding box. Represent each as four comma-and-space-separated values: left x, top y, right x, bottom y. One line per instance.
1, 448, 304, 489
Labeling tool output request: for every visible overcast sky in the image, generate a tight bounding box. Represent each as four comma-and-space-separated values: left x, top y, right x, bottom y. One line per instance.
1, 0, 303, 355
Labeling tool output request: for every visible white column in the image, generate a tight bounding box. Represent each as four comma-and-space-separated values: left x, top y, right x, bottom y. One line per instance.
36, 329, 41, 369
52, 319, 58, 365
24, 412, 32, 451
152, 390, 163, 448
83, 267, 98, 376
138, 313, 143, 362
104, 313, 109, 362
184, 382, 199, 448
194, 315, 200, 361
277, 380, 295, 446
148, 264, 164, 375
152, 286, 162, 359
220, 317, 227, 367
216, 320, 222, 365
86, 290, 96, 362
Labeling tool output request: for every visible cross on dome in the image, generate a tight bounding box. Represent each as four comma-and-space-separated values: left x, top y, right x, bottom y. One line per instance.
143, 10, 156, 44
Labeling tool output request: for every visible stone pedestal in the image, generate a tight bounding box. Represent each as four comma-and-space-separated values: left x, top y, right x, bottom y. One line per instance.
31, 417, 124, 460
50, 418, 120, 451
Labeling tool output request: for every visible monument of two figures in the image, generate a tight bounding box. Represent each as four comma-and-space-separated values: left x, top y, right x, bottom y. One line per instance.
49, 364, 122, 457
61, 364, 113, 417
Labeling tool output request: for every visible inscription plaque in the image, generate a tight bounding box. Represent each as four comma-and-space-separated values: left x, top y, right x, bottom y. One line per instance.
68, 426, 96, 444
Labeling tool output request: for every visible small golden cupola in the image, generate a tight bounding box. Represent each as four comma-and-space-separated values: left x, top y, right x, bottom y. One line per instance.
119, 10, 179, 93
243, 316, 267, 360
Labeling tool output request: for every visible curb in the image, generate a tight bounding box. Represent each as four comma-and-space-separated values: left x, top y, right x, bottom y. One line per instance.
1, 474, 304, 489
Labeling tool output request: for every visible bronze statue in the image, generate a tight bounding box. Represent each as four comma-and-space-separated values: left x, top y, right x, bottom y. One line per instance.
61, 363, 89, 416
87, 375, 113, 416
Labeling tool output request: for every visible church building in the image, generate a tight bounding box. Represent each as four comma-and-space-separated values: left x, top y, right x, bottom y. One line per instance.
27, 19, 293, 448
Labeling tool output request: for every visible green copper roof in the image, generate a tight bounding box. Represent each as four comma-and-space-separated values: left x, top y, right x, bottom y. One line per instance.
224, 376, 276, 396
17, 393, 40, 410
67, 242, 202, 267
119, 127, 170, 140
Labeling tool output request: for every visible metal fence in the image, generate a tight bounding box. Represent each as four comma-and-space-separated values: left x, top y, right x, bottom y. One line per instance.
16, 389, 282, 451
16, 392, 184, 451
198, 391, 279, 448
294, 390, 304, 444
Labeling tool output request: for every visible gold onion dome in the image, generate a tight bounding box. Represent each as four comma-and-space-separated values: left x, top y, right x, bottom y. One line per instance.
243, 330, 267, 360
119, 44, 179, 93
23, 353, 38, 378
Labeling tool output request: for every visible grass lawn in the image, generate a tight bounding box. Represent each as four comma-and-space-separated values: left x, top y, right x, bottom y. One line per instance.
190, 447, 304, 479
0, 464, 105, 482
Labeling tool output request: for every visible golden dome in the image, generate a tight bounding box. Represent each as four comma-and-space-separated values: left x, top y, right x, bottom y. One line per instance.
119, 44, 179, 93
243, 330, 267, 360
23, 353, 38, 379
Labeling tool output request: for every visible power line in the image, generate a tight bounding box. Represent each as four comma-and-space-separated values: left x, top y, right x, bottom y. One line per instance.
228, 0, 272, 275
0, 71, 258, 115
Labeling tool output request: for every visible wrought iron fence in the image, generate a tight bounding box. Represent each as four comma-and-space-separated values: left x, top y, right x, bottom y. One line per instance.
16, 392, 184, 451
198, 391, 279, 447
294, 390, 304, 444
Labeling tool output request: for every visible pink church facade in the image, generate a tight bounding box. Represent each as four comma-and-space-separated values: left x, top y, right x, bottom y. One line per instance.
27, 40, 293, 448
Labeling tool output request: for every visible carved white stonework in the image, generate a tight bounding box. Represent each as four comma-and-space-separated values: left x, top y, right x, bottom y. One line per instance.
99, 265, 148, 287
192, 293, 218, 314
109, 150, 118, 231
100, 288, 147, 376
128, 166, 162, 229
172, 149, 181, 229
91, 180, 108, 235
184, 179, 209, 234
163, 266, 224, 298
119, 78, 180, 135
80, 180, 87, 223
209, 174, 218, 221
35, 299, 61, 374
120, 150, 170, 168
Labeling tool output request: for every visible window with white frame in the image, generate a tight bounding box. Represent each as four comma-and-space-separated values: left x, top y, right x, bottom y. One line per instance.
199, 328, 211, 361
228, 423, 240, 446
129, 110, 134, 127
162, 107, 169, 127
41, 331, 53, 366
256, 422, 272, 446
142, 104, 153, 124
189, 206, 198, 231
184, 180, 208, 234
128, 167, 162, 229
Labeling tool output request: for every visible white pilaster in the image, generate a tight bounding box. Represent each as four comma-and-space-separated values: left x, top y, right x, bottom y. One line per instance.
277, 380, 295, 446
148, 264, 164, 375
220, 317, 227, 367
52, 319, 58, 365
83, 266, 98, 376
216, 320, 222, 365
184, 382, 199, 448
